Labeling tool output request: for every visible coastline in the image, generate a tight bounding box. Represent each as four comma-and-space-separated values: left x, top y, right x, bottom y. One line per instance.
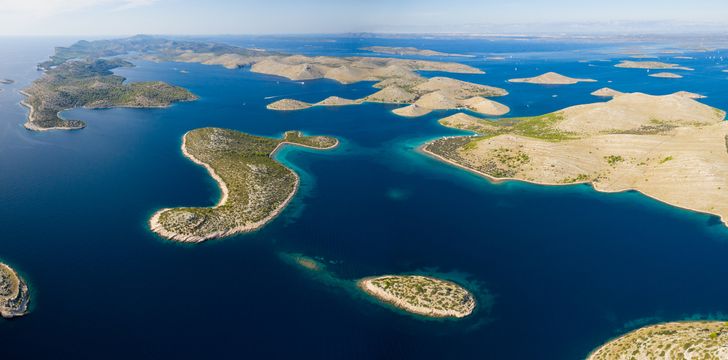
418, 139, 728, 227
585, 320, 728, 360
0, 263, 30, 319
149, 133, 339, 243
19, 90, 85, 131
357, 277, 474, 319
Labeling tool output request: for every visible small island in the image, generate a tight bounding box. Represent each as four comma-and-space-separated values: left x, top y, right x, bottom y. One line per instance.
358, 275, 476, 318
150, 128, 338, 242
587, 321, 728, 360
615, 60, 693, 71
649, 72, 683, 79
0, 79, 14, 85
423, 92, 728, 227
0, 263, 30, 319
360, 46, 474, 58
508, 72, 597, 85
267, 96, 362, 111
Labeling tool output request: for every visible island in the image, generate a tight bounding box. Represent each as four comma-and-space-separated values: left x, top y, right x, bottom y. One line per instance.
422, 92, 728, 227
0, 263, 30, 318
508, 72, 597, 85
0, 79, 13, 85
149, 128, 338, 242
360, 46, 474, 58
269, 76, 509, 118
359, 275, 476, 318
587, 321, 728, 360
266, 96, 362, 111
615, 60, 693, 71
23, 56, 196, 130
649, 72, 683, 79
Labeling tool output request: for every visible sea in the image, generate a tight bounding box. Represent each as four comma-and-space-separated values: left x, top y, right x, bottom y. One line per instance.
1, 35, 728, 359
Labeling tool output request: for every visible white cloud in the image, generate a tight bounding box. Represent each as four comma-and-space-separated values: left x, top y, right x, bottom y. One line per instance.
0, 0, 158, 17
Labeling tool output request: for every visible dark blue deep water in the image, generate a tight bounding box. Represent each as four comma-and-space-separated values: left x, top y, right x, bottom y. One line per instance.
1, 36, 728, 359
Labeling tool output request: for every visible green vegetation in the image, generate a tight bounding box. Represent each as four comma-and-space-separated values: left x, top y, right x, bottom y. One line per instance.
360, 275, 476, 318
439, 112, 573, 142
660, 156, 674, 164
427, 112, 572, 179
502, 113, 574, 141
561, 173, 591, 184
604, 155, 625, 166
151, 128, 337, 242
0, 263, 29, 318
24, 57, 197, 130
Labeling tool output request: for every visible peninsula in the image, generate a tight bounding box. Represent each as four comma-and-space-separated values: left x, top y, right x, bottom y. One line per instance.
587, 321, 728, 360
22, 57, 197, 130
360, 46, 474, 58
150, 128, 338, 242
508, 72, 597, 85
359, 275, 476, 318
0, 263, 30, 318
615, 60, 693, 71
591, 87, 624, 97
423, 92, 728, 226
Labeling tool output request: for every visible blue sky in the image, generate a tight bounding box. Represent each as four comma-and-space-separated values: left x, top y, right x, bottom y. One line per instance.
0, 0, 726, 35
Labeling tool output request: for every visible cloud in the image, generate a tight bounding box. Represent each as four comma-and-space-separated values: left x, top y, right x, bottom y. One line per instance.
0, 0, 158, 17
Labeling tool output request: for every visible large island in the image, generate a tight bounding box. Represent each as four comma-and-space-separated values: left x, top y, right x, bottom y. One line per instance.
23, 39, 198, 130
423, 92, 728, 226
358, 275, 476, 318
0, 263, 30, 318
587, 321, 728, 360
150, 128, 338, 242
360, 46, 474, 57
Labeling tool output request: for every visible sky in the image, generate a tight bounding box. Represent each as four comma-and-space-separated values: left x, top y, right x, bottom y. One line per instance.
0, 0, 727, 36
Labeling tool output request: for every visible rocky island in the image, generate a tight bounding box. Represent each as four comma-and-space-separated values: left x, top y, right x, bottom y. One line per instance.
150, 128, 338, 242
23, 56, 197, 130
587, 321, 728, 360
423, 92, 728, 226
266, 96, 362, 111
508, 72, 597, 85
360, 46, 474, 57
0, 263, 30, 318
358, 275, 476, 318
649, 72, 683, 79
615, 60, 693, 71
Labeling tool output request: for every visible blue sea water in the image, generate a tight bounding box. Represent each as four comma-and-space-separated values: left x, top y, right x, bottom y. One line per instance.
1, 36, 728, 359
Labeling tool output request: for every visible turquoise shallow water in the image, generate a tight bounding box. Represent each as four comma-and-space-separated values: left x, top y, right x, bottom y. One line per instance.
1, 36, 728, 359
